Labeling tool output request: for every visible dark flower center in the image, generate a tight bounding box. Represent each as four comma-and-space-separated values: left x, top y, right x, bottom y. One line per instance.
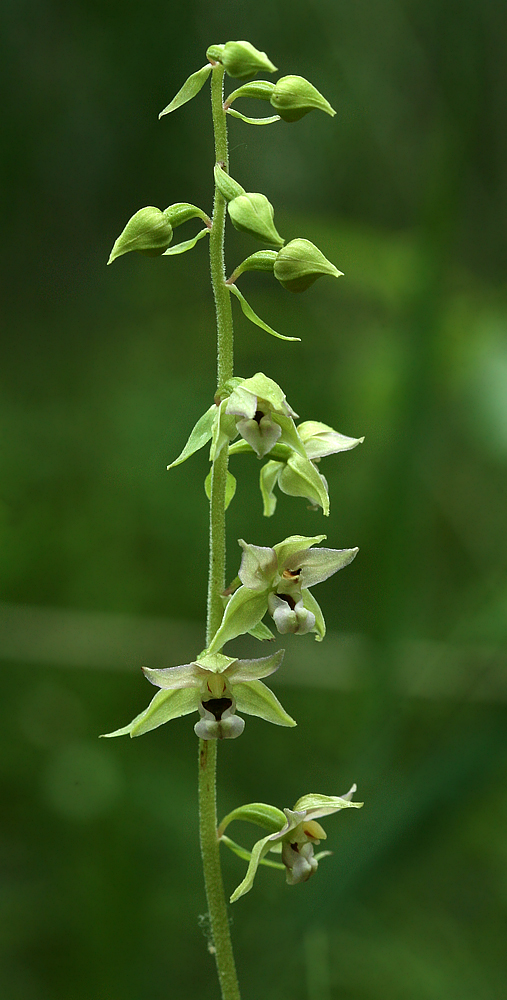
202, 697, 233, 721
253, 409, 265, 424
279, 594, 296, 610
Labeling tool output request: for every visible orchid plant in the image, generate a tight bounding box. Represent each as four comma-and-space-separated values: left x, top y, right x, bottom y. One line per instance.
104, 39, 363, 1000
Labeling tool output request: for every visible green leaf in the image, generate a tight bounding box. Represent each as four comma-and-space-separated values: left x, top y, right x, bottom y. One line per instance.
259, 460, 283, 517
219, 802, 286, 835
207, 586, 269, 652
101, 687, 200, 738
228, 284, 300, 342
233, 679, 297, 727
159, 64, 212, 117
204, 469, 237, 510
220, 835, 284, 870
167, 404, 217, 469
162, 227, 210, 255
226, 108, 280, 125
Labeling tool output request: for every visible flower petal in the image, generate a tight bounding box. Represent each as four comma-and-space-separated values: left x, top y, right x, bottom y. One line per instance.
278, 453, 330, 515
226, 385, 257, 420
233, 679, 296, 727
230, 834, 273, 902
228, 648, 284, 682
101, 687, 201, 738
238, 539, 278, 589
293, 546, 359, 588
259, 460, 283, 517
141, 662, 201, 689
300, 588, 326, 640
237, 415, 281, 457
292, 788, 363, 818
207, 587, 269, 652
297, 420, 364, 459
237, 372, 288, 412
167, 404, 217, 469
273, 534, 326, 568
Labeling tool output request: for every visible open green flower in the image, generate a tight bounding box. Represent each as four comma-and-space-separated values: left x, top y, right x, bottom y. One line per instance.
168, 372, 307, 469
101, 649, 295, 741
218, 787, 362, 902
256, 420, 364, 516
208, 534, 358, 651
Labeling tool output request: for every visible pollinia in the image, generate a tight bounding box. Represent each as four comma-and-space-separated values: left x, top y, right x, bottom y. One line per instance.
104, 39, 364, 1000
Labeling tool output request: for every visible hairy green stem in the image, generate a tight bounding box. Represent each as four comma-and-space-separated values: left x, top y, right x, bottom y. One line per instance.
198, 63, 241, 1000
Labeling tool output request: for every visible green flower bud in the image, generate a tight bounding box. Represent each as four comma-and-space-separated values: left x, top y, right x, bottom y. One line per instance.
108, 207, 173, 264
270, 75, 336, 122
274, 239, 342, 292
207, 41, 277, 80
228, 193, 284, 248
214, 164, 246, 202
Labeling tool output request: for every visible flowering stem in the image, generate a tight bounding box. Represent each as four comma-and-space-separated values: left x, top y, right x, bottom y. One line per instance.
198, 63, 241, 1000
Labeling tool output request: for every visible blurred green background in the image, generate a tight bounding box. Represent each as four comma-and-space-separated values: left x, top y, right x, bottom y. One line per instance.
1, 2, 507, 998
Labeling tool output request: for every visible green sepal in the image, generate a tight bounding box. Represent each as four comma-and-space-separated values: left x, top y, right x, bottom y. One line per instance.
235, 372, 289, 412
300, 588, 326, 641
228, 192, 284, 248
101, 687, 200, 739
230, 834, 273, 902
204, 469, 237, 510
207, 586, 269, 652
274, 238, 342, 292
259, 460, 283, 516
220, 834, 285, 870
162, 228, 210, 255
272, 412, 307, 459
273, 534, 327, 567
278, 452, 330, 515
293, 792, 364, 815
195, 651, 237, 673
229, 250, 277, 282
159, 64, 212, 118
219, 801, 286, 836
297, 420, 364, 459
226, 108, 280, 125
208, 41, 277, 80
225, 81, 275, 105
214, 164, 245, 202
228, 284, 300, 342
233, 680, 297, 727
108, 207, 173, 263
167, 404, 217, 469
248, 620, 275, 640
270, 75, 336, 122
164, 203, 211, 227
228, 439, 256, 457
209, 399, 237, 463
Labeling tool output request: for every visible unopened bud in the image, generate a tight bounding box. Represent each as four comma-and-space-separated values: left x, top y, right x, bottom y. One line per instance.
229, 193, 284, 248
270, 75, 335, 122
108, 207, 173, 264
214, 164, 246, 202
207, 41, 277, 80
274, 238, 342, 292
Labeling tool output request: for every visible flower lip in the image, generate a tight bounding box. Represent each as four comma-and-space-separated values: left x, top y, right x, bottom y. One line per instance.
201, 697, 233, 721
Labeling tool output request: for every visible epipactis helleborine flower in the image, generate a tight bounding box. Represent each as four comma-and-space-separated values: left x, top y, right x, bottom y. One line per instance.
208, 533, 358, 652
218, 786, 363, 902
101, 649, 295, 741
167, 372, 307, 469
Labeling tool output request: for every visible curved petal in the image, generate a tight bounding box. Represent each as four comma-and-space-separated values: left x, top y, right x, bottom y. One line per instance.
278, 454, 330, 515
259, 460, 283, 517
293, 788, 363, 818
300, 588, 325, 641
273, 534, 326, 568
142, 662, 201, 689
297, 421, 364, 459
233, 680, 296, 727
238, 539, 278, 589
207, 587, 269, 653
230, 833, 273, 902
101, 687, 200, 738
295, 546, 359, 588
237, 415, 281, 457
228, 648, 284, 682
